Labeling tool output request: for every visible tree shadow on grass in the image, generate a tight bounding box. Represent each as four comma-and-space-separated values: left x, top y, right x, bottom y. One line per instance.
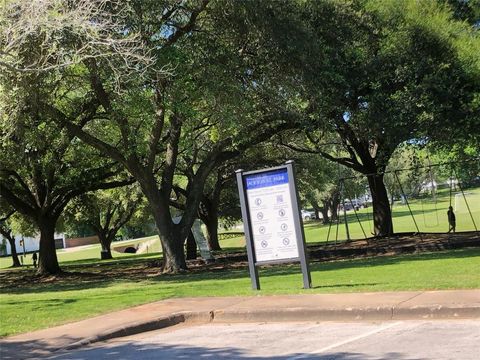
311, 283, 380, 290
1, 248, 479, 295
150, 247, 480, 287
2, 298, 78, 307
0, 271, 133, 295
56, 252, 161, 268
0, 256, 164, 294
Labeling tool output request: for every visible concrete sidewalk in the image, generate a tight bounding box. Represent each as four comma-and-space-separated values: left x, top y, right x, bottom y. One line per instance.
1, 290, 479, 359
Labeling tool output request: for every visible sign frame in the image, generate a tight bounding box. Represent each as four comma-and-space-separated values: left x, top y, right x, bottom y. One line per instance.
236, 160, 311, 290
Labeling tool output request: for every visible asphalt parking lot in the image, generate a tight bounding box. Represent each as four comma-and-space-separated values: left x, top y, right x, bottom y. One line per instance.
48, 320, 480, 360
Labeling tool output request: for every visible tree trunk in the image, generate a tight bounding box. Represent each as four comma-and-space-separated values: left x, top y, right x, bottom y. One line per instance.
6, 235, 21, 267
328, 195, 340, 222
8, 236, 21, 267
160, 227, 187, 273
203, 213, 221, 251
309, 199, 322, 223
37, 217, 61, 275
367, 174, 393, 236
320, 203, 330, 225
185, 231, 197, 260
98, 234, 113, 260
100, 248, 113, 260
151, 202, 187, 273
304, 194, 321, 222
198, 172, 223, 251
138, 178, 188, 273
0, 227, 21, 267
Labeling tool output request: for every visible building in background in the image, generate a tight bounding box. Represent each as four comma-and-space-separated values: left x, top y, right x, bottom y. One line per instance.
0, 233, 65, 256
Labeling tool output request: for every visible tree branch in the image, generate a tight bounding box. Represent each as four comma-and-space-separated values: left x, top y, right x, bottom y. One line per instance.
0, 210, 16, 223
0, 170, 38, 207
160, 113, 182, 201
63, 121, 126, 165
147, 85, 166, 171
279, 141, 321, 155
0, 184, 37, 218
163, 0, 210, 47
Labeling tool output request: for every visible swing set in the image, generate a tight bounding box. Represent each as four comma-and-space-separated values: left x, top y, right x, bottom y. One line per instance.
324, 160, 478, 244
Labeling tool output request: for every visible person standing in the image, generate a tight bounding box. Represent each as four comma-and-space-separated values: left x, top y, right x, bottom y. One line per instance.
32, 252, 38, 268
447, 206, 456, 233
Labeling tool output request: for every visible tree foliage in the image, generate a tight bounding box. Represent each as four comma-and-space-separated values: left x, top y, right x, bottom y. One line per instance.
1, 0, 478, 275
265, 0, 480, 235
0, 0, 135, 274
64, 185, 143, 259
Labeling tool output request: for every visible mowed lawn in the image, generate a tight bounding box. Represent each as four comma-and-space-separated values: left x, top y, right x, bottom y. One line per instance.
1, 248, 479, 337
303, 187, 480, 243
2, 187, 479, 269
0, 236, 161, 269
1, 187, 479, 337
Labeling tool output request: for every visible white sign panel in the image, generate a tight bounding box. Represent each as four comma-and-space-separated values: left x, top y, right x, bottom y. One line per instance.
245, 168, 300, 262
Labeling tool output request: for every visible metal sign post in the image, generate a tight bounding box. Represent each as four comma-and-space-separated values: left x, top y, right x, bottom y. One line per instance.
236, 161, 311, 290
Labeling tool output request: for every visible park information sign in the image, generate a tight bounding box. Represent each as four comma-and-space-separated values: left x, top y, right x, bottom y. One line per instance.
244, 168, 300, 262
236, 161, 311, 290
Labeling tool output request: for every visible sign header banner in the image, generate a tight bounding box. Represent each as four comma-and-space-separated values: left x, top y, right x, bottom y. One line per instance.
245, 168, 289, 190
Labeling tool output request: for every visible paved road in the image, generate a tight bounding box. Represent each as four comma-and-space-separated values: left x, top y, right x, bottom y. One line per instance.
47, 320, 480, 360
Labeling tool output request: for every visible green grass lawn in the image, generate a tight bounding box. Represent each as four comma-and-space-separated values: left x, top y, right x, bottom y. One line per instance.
0, 236, 160, 269
1, 247, 479, 337
2, 187, 478, 269
0, 187, 478, 337
303, 187, 480, 243
216, 187, 480, 247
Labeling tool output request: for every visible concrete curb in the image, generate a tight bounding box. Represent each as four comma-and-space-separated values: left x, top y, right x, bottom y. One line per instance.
212, 307, 394, 322
212, 306, 480, 323
392, 305, 480, 320
54, 305, 480, 352
56, 311, 213, 352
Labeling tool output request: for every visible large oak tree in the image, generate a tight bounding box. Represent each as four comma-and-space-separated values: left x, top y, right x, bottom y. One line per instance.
0, 0, 136, 274
58, 0, 306, 273
261, 0, 480, 235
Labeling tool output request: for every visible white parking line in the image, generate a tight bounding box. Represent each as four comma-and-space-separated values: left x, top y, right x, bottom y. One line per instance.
287, 322, 402, 360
